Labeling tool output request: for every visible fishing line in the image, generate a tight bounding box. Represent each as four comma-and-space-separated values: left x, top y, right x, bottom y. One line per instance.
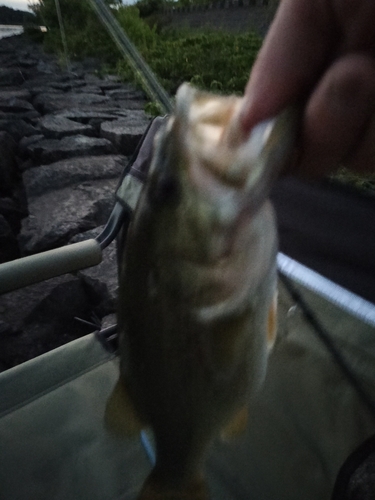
87, 0, 173, 114
279, 270, 375, 422
54, 0, 72, 74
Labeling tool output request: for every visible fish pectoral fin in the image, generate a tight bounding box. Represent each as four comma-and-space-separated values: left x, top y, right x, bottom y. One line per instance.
267, 292, 278, 349
105, 377, 146, 437
220, 405, 248, 441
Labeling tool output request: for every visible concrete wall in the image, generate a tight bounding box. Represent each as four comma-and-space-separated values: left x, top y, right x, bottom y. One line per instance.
162, 3, 272, 36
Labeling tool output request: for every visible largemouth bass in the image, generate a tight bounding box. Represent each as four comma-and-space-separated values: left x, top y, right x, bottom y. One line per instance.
106, 83, 297, 499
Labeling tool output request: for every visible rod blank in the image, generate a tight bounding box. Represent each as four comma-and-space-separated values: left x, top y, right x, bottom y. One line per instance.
0, 239, 102, 295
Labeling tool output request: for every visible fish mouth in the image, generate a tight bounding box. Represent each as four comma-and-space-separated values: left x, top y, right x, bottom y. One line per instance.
176, 83, 247, 189
174, 84, 298, 211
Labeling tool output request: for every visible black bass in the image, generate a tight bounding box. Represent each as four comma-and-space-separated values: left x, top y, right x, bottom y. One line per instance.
106, 83, 297, 499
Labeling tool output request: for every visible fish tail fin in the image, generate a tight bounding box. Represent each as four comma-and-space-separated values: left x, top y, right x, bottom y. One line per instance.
137, 468, 209, 500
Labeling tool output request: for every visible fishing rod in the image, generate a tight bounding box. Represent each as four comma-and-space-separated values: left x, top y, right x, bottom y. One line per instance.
88, 0, 173, 115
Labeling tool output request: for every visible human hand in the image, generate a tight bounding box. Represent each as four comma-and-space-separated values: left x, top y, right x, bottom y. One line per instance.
240, 0, 375, 177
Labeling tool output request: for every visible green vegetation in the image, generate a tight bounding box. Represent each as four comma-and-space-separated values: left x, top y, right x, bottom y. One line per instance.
330, 168, 375, 197
116, 26, 262, 95
29, 0, 262, 95
28, 0, 373, 194
0, 5, 35, 24
29, 0, 119, 62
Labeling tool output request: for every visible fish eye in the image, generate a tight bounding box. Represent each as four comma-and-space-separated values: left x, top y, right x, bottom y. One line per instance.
148, 173, 180, 207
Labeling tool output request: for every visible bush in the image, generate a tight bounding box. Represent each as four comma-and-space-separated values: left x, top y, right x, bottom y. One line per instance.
30, 0, 262, 96
116, 27, 262, 94
30, 0, 118, 61
135, 0, 164, 18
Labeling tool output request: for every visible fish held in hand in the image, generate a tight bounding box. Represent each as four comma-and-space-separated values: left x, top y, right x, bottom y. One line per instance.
106, 83, 297, 499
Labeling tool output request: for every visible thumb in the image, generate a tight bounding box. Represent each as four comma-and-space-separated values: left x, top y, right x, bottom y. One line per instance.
240, 0, 334, 133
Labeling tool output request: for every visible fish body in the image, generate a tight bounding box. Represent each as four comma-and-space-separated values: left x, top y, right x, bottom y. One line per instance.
107, 84, 297, 499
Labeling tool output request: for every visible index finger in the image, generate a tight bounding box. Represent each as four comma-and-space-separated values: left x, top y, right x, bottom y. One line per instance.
240, 0, 336, 133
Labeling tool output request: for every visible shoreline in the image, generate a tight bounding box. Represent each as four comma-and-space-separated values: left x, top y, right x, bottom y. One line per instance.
0, 33, 150, 371
0, 25, 24, 38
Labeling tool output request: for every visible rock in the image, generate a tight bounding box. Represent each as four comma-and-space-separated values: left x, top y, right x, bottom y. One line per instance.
100, 119, 149, 155
0, 131, 18, 195
18, 57, 39, 69
39, 114, 95, 139
36, 60, 60, 75
0, 214, 19, 263
69, 226, 104, 243
74, 85, 103, 95
0, 197, 25, 234
0, 320, 14, 336
18, 159, 34, 171
0, 274, 86, 332
0, 274, 97, 368
0, 68, 25, 86
0, 34, 154, 370
75, 57, 101, 74
0, 53, 16, 68
19, 178, 119, 254
49, 80, 86, 91
114, 99, 147, 110
27, 86, 62, 97
98, 76, 122, 90
0, 98, 35, 113
105, 88, 146, 100
56, 108, 123, 124
22, 76, 69, 90
26, 134, 115, 164
0, 89, 32, 101
0, 118, 37, 141
33, 92, 110, 113
23, 155, 126, 198
127, 109, 152, 124
71, 226, 118, 314
18, 133, 44, 159
23, 71, 70, 84
79, 242, 118, 314
84, 73, 101, 82
0, 110, 40, 121
99, 81, 124, 92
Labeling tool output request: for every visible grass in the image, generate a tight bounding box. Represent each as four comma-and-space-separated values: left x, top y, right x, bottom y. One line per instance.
331, 168, 375, 197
